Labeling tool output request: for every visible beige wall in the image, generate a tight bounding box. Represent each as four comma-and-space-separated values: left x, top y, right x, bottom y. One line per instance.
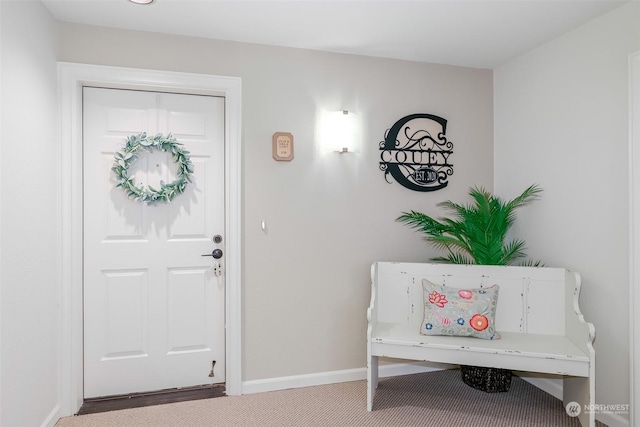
495, 3, 640, 426
57, 24, 493, 382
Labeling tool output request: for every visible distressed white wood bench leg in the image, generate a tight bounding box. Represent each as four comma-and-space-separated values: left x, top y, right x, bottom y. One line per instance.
564, 375, 595, 427
366, 266, 379, 412
367, 354, 378, 411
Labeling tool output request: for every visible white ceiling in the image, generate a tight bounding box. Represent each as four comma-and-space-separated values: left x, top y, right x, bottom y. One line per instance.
41, 0, 628, 69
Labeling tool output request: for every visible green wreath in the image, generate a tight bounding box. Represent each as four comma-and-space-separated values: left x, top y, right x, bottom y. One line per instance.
112, 132, 194, 204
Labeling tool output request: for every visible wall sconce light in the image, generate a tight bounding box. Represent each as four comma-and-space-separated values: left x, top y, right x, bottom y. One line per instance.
337, 110, 352, 153
321, 109, 360, 154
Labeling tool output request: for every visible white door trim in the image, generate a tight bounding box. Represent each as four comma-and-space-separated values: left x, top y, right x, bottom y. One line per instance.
58, 62, 242, 414
629, 49, 640, 427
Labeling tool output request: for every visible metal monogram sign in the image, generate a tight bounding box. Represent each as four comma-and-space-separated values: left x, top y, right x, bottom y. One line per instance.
379, 113, 454, 192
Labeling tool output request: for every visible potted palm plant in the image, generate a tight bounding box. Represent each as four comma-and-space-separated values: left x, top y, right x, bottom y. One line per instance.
396, 184, 543, 392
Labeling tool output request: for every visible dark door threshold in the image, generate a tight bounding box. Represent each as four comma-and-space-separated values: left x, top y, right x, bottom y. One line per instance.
78, 383, 226, 415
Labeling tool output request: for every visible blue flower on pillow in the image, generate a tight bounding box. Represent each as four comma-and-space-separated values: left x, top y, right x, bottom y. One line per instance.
457, 318, 465, 325
425, 323, 433, 330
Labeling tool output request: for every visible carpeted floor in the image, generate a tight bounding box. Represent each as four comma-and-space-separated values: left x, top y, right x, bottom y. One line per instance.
56, 369, 605, 427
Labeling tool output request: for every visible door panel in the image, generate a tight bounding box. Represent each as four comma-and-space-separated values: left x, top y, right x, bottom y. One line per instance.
83, 87, 225, 398
102, 269, 148, 360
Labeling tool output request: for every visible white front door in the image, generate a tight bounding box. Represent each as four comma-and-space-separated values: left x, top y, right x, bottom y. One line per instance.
82, 87, 226, 398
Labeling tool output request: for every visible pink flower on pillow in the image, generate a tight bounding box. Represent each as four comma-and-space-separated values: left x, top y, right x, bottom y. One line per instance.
470, 314, 489, 331
458, 290, 473, 300
429, 291, 448, 308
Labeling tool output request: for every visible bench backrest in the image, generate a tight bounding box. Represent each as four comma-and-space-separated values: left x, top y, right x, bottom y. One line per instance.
372, 261, 578, 335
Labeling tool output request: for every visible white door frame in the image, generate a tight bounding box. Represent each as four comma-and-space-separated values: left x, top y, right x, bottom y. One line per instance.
629, 50, 640, 426
58, 62, 242, 414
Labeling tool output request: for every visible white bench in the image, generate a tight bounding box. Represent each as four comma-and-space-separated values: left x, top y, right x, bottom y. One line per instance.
367, 261, 596, 427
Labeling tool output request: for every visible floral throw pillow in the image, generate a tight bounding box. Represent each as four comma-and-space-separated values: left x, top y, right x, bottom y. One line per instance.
420, 279, 501, 340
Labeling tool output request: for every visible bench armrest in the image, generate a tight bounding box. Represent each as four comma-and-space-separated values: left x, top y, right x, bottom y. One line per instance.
565, 270, 596, 360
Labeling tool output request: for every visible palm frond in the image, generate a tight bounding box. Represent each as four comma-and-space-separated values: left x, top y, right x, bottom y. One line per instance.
519, 259, 546, 267
498, 239, 528, 265
397, 184, 543, 266
505, 184, 543, 211
432, 251, 474, 265
427, 235, 473, 255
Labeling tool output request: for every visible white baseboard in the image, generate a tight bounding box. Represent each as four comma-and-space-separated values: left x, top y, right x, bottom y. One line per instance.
242, 367, 366, 395
595, 412, 630, 427
40, 404, 62, 427
513, 372, 563, 400
241, 363, 565, 396
241, 361, 448, 395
